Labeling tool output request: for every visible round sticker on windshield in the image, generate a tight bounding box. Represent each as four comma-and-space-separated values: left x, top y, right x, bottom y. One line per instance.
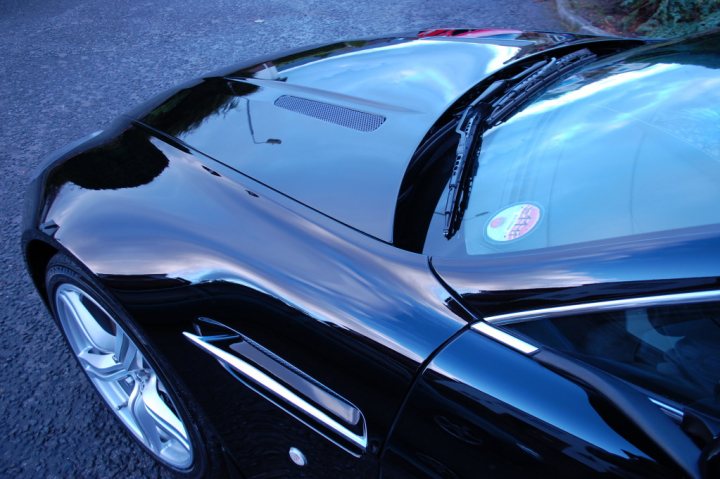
486, 203, 541, 242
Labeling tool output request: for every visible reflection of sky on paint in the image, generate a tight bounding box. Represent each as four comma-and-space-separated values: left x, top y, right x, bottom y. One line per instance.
283, 40, 518, 109
283, 39, 515, 75
462, 60, 720, 255
61, 139, 461, 363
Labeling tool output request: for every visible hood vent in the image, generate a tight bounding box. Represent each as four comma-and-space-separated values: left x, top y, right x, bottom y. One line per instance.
274, 95, 385, 132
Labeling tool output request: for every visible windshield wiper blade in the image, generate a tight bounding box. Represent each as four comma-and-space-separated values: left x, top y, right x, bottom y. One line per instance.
442, 60, 547, 239
441, 95, 488, 238
487, 48, 596, 126
442, 48, 596, 239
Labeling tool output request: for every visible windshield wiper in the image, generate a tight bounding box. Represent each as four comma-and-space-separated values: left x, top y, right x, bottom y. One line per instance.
442, 48, 597, 239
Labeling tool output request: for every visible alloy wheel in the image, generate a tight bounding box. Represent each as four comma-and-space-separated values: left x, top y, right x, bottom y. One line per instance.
54, 283, 193, 470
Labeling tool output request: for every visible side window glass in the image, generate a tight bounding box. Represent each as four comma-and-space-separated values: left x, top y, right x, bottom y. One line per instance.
504, 301, 720, 418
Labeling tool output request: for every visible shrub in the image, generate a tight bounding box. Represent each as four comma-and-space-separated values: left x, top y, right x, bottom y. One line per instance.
620, 0, 720, 36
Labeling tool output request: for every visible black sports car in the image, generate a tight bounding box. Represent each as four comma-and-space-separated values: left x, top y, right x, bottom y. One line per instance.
22, 28, 720, 478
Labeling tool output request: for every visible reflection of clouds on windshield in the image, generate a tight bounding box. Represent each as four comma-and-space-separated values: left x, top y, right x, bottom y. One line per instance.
651, 75, 720, 161
508, 63, 680, 122
463, 58, 720, 256
492, 62, 720, 159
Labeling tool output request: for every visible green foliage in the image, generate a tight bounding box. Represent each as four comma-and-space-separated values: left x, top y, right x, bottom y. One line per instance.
620, 0, 720, 36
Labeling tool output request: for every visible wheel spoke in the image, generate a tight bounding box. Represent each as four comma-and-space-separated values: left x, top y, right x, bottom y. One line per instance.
60, 290, 114, 351
78, 347, 130, 382
143, 375, 192, 452
129, 378, 164, 453
113, 328, 139, 370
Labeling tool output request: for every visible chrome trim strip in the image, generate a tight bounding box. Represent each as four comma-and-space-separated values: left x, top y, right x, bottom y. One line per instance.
649, 397, 684, 419
485, 290, 720, 326
183, 332, 368, 451
471, 322, 539, 354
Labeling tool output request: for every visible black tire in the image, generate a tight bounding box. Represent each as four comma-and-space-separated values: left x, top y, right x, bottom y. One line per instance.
44, 252, 230, 478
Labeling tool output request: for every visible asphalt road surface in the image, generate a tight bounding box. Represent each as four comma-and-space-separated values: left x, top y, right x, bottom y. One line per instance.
0, 1, 564, 477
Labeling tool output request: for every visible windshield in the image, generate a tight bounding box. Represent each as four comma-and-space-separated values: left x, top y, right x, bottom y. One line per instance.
422, 37, 720, 258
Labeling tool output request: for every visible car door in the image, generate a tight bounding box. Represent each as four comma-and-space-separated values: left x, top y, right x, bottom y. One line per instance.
382, 286, 720, 478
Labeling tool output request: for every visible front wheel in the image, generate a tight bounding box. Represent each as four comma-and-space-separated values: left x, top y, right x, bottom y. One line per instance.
44, 253, 221, 477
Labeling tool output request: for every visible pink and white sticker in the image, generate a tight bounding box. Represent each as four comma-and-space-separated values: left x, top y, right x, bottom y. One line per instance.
486, 203, 541, 242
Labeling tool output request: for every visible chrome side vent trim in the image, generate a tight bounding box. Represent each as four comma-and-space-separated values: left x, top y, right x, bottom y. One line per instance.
274, 95, 386, 132
183, 331, 367, 454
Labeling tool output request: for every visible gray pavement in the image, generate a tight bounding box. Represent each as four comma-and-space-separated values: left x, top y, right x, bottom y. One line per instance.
0, 1, 563, 477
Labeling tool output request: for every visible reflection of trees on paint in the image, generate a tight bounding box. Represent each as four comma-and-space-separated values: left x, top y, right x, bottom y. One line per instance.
55, 128, 169, 190
142, 79, 257, 138
629, 33, 720, 70
272, 41, 373, 68
56, 79, 263, 190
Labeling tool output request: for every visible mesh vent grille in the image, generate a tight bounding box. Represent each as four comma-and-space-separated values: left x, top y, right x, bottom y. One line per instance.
274, 95, 385, 132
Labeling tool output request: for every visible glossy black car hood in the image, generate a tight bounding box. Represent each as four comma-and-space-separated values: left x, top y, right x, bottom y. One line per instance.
135, 31, 586, 241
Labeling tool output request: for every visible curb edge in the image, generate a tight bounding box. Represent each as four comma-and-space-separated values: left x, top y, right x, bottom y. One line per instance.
555, 0, 616, 36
